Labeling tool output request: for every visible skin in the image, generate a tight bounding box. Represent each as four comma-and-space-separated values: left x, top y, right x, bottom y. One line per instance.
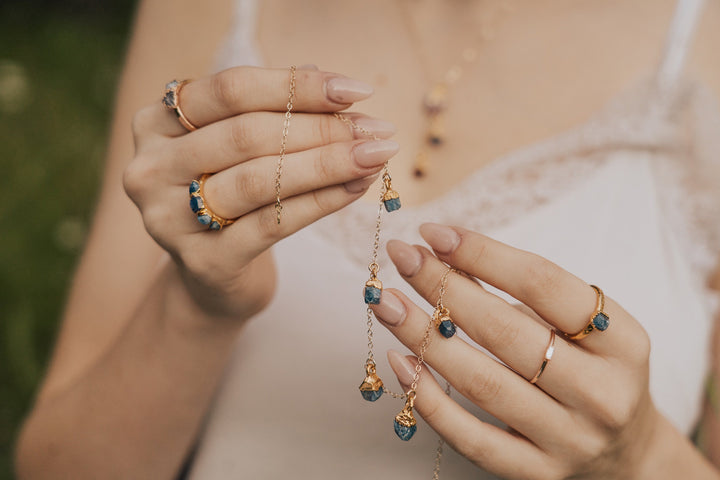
13, 0, 720, 478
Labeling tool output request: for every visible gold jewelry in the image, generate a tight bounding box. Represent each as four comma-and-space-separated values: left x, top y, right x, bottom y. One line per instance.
565, 285, 610, 340
397, 0, 515, 178
274, 65, 296, 224
189, 174, 235, 230
529, 330, 556, 384
163, 79, 198, 131
394, 267, 456, 442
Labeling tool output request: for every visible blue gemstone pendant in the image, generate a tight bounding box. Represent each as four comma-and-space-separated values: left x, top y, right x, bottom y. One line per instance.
383, 189, 401, 212
359, 362, 384, 402
364, 278, 382, 305
438, 319, 456, 338
394, 399, 417, 441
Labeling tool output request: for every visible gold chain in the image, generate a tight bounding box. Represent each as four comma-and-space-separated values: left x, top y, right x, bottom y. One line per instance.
275, 65, 296, 224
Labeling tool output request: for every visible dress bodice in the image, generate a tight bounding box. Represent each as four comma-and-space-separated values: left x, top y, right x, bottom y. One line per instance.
187, 1, 720, 477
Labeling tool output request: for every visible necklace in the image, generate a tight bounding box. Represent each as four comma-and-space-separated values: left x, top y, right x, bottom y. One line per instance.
398, 0, 515, 178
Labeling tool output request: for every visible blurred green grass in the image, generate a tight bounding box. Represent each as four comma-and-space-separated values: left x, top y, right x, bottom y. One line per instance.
0, 2, 135, 477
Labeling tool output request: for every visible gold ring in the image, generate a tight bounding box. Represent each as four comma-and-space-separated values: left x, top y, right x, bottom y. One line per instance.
189, 174, 235, 231
529, 329, 556, 384
565, 285, 610, 340
163, 79, 198, 131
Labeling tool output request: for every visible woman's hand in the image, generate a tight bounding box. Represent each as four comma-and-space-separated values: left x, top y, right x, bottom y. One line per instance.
125, 65, 397, 320
370, 223, 714, 480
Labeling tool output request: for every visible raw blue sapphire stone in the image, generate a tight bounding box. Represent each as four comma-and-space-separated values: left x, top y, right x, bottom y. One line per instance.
394, 421, 417, 441
364, 286, 382, 305
384, 197, 401, 212
592, 312, 610, 331
209, 221, 221, 231
190, 195, 204, 213
438, 320, 456, 338
189, 180, 200, 194
197, 213, 212, 225
361, 387, 383, 402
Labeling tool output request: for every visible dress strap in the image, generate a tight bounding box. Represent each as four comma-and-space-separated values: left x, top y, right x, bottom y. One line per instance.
655, 0, 706, 92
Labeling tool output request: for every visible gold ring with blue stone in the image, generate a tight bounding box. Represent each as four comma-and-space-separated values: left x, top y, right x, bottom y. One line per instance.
163, 79, 198, 132
565, 284, 610, 340
189, 174, 235, 231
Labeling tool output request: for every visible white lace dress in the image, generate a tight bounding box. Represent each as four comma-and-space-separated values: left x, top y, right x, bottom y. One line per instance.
186, 0, 720, 477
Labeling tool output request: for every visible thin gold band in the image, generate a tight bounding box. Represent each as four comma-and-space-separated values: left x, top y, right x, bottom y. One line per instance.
163, 79, 198, 131
530, 329, 556, 385
565, 284, 610, 340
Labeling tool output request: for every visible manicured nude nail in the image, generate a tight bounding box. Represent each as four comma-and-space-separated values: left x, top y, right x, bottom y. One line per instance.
419, 223, 460, 254
353, 117, 397, 137
344, 173, 379, 193
353, 140, 399, 168
371, 290, 407, 326
387, 240, 422, 277
387, 350, 416, 386
326, 77, 374, 103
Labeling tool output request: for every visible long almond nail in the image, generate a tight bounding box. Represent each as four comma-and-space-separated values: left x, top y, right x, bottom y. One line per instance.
344, 173, 379, 193
371, 290, 407, 326
326, 77, 374, 103
419, 223, 460, 255
353, 140, 399, 168
387, 350, 416, 386
387, 240, 422, 277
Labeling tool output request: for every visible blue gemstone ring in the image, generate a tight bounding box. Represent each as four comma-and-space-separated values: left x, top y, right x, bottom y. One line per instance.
163, 79, 198, 132
565, 285, 610, 340
189, 174, 235, 231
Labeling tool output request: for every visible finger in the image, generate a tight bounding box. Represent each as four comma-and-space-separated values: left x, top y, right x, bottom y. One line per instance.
385, 240, 603, 405
191, 172, 380, 265
386, 351, 561, 480
418, 223, 645, 357
202, 139, 398, 219
178, 66, 374, 128
370, 288, 576, 449
166, 112, 395, 179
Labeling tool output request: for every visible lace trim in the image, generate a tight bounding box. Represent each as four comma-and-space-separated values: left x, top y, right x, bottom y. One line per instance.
311, 78, 720, 302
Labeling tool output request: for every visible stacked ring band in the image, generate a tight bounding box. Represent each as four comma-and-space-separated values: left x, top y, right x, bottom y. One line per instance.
189, 174, 235, 231
565, 284, 610, 340
529, 330, 556, 384
163, 79, 198, 131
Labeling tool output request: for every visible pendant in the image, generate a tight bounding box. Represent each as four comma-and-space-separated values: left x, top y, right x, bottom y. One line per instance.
358, 362, 384, 402
434, 307, 456, 339
413, 151, 428, 178
426, 115, 445, 146
393, 397, 417, 441
381, 174, 401, 212
364, 278, 382, 305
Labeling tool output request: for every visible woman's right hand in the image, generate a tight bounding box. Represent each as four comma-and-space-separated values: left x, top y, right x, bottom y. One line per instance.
123, 65, 398, 321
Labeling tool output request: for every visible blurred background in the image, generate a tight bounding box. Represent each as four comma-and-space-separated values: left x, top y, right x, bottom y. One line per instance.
1, 1, 136, 477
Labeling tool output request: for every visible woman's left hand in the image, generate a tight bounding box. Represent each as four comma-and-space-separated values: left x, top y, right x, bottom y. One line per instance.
371, 223, 670, 480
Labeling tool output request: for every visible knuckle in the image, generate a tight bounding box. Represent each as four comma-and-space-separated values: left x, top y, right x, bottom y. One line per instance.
465, 238, 490, 267
211, 68, 249, 110
131, 106, 155, 138
229, 116, 258, 152
314, 144, 342, 181
522, 256, 564, 303
314, 114, 336, 145
122, 155, 154, 201
255, 205, 283, 241
462, 368, 502, 405
481, 310, 520, 348
235, 169, 267, 202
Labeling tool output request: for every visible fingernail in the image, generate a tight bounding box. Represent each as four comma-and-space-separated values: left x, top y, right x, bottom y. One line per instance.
326, 77, 374, 103
353, 140, 399, 168
371, 290, 407, 326
387, 350, 416, 386
352, 117, 397, 137
344, 173, 379, 193
387, 240, 422, 277
419, 223, 460, 255
298, 64, 319, 70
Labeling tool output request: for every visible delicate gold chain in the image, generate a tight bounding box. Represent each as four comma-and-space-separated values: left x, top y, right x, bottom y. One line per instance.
275, 65, 296, 224
431, 381, 452, 480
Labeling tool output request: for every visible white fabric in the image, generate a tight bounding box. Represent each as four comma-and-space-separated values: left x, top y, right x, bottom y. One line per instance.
189, 0, 720, 477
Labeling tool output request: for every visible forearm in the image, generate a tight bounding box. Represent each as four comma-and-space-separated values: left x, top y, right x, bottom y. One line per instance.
15, 255, 244, 480
637, 414, 720, 480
